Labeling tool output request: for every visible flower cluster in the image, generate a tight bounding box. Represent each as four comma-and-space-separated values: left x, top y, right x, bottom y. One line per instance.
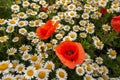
0, 0, 120, 80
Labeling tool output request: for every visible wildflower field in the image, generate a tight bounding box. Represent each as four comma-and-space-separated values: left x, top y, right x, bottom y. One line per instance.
0, 0, 120, 80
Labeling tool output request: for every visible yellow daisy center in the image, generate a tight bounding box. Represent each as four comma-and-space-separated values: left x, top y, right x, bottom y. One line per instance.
109, 50, 116, 56
18, 66, 23, 71
45, 64, 52, 70
38, 71, 46, 79
31, 55, 38, 61
27, 69, 34, 76
78, 68, 83, 73
0, 19, 5, 23
0, 63, 9, 71
59, 71, 65, 78
4, 78, 12, 80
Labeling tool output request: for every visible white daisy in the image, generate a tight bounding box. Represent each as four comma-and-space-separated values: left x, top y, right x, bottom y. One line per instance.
96, 57, 103, 64
11, 4, 20, 13
22, 52, 30, 61
7, 47, 17, 55
81, 13, 89, 19
0, 19, 7, 25
63, 36, 72, 41
79, 32, 87, 38
36, 68, 49, 80
22, 1, 30, 8
63, 25, 71, 31
15, 63, 25, 73
73, 25, 80, 32
6, 26, 15, 33
18, 21, 28, 27
84, 74, 94, 80
68, 11, 77, 18
33, 62, 43, 70
24, 66, 36, 79
0, 60, 12, 74
2, 74, 14, 80
67, 4, 76, 11
68, 31, 77, 41
7, 19, 18, 27
107, 49, 117, 59
0, 36, 9, 42
19, 28, 27, 36
76, 66, 85, 76
12, 36, 19, 42
44, 61, 55, 71
94, 41, 104, 50
18, 12, 28, 19
19, 44, 31, 53
55, 33, 63, 40
56, 68, 68, 80
102, 24, 111, 31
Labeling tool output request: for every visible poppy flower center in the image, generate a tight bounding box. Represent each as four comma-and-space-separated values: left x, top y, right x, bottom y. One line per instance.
65, 50, 74, 56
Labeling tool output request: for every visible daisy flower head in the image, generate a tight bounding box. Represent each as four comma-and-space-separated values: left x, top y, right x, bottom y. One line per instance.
79, 20, 87, 26
19, 44, 31, 53
2, 74, 14, 80
84, 74, 94, 80
79, 32, 87, 38
111, 4, 119, 12
76, 66, 85, 76
15, 63, 25, 73
0, 60, 12, 74
92, 36, 100, 42
33, 62, 43, 70
86, 27, 94, 34
73, 25, 80, 32
85, 64, 93, 74
36, 68, 49, 80
7, 19, 18, 27
84, 4, 92, 9
31, 38, 39, 45
68, 11, 77, 18
18, 21, 28, 27
0, 36, 9, 43
94, 41, 104, 50
44, 61, 55, 71
92, 63, 99, 70
19, 28, 27, 36
98, 0, 107, 7
11, 4, 20, 13
56, 68, 68, 80
81, 13, 89, 19
7, 47, 17, 55
11, 60, 19, 70
6, 26, 15, 33
63, 25, 71, 31
18, 12, 28, 19
22, 52, 30, 61
68, 31, 77, 41
55, 33, 63, 40
107, 49, 117, 59
67, 3, 76, 11
12, 36, 19, 42
29, 21, 36, 27
30, 54, 40, 63
51, 39, 58, 45
102, 24, 111, 31
0, 19, 7, 25
27, 31, 36, 40
63, 36, 72, 41
24, 66, 36, 79
96, 57, 103, 64
22, 1, 30, 8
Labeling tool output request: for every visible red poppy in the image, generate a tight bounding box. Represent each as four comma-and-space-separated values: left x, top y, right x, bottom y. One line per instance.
55, 41, 85, 69
36, 20, 59, 40
111, 15, 120, 32
100, 8, 107, 14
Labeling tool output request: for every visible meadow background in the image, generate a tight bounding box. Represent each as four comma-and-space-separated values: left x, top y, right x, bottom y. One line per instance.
0, 0, 120, 80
